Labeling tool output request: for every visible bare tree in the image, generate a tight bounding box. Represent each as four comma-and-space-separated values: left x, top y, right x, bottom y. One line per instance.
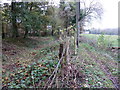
79, 0, 103, 33
75, 0, 103, 52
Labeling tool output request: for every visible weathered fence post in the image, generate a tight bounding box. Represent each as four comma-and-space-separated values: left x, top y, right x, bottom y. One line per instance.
59, 43, 64, 59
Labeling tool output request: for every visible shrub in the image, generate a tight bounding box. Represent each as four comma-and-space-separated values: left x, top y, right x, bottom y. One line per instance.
97, 34, 108, 49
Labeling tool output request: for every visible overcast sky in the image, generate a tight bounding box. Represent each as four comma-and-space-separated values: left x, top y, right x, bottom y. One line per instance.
1, 0, 119, 29
50, 0, 119, 29
93, 0, 119, 29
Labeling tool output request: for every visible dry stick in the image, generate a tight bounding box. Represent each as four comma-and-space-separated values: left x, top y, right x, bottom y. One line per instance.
44, 43, 67, 88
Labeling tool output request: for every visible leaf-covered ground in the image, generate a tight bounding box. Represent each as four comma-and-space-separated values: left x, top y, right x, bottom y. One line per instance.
2, 36, 119, 89
2, 36, 57, 69
2, 36, 60, 88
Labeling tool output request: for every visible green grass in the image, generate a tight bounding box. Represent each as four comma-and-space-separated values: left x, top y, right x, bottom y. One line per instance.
73, 43, 117, 88
71, 45, 116, 88
82, 34, 119, 47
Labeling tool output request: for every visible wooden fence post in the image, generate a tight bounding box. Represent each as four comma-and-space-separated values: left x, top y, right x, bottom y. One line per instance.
59, 43, 64, 59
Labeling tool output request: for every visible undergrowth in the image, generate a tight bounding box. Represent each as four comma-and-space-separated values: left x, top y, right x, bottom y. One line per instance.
74, 44, 117, 88
2, 48, 59, 88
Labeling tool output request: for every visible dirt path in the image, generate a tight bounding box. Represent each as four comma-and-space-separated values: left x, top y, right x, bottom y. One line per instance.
95, 57, 119, 89
99, 61, 119, 89
87, 50, 119, 89
79, 36, 119, 88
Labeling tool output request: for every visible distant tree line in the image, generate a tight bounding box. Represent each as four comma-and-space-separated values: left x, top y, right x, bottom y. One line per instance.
89, 28, 118, 35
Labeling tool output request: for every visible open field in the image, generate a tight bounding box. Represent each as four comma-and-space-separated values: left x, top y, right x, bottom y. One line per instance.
82, 34, 119, 47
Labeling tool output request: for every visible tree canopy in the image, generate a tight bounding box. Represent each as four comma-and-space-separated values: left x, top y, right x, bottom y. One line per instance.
1, 1, 103, 38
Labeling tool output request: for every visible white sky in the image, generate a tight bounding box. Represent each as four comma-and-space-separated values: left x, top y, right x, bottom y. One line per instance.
91, 0, 119, 29
1, 0, 119, 29
52, 0, 119, 29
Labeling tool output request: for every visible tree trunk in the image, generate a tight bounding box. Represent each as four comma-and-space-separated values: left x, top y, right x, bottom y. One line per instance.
2, 29, 5, 39
65, 13, 69, 37
74, 28, 77, 55
29, 2, 33, 11
52, 25, 55, 36
76, 1, 80, 48
67, 17, 69, 36
11, 2, 19, 38
24, 27, 28, 38
2, 23, 5, 39
51, 29, 54, 36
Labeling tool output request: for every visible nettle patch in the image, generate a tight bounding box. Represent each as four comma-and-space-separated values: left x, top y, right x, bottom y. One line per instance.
2, 51, 59, 88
